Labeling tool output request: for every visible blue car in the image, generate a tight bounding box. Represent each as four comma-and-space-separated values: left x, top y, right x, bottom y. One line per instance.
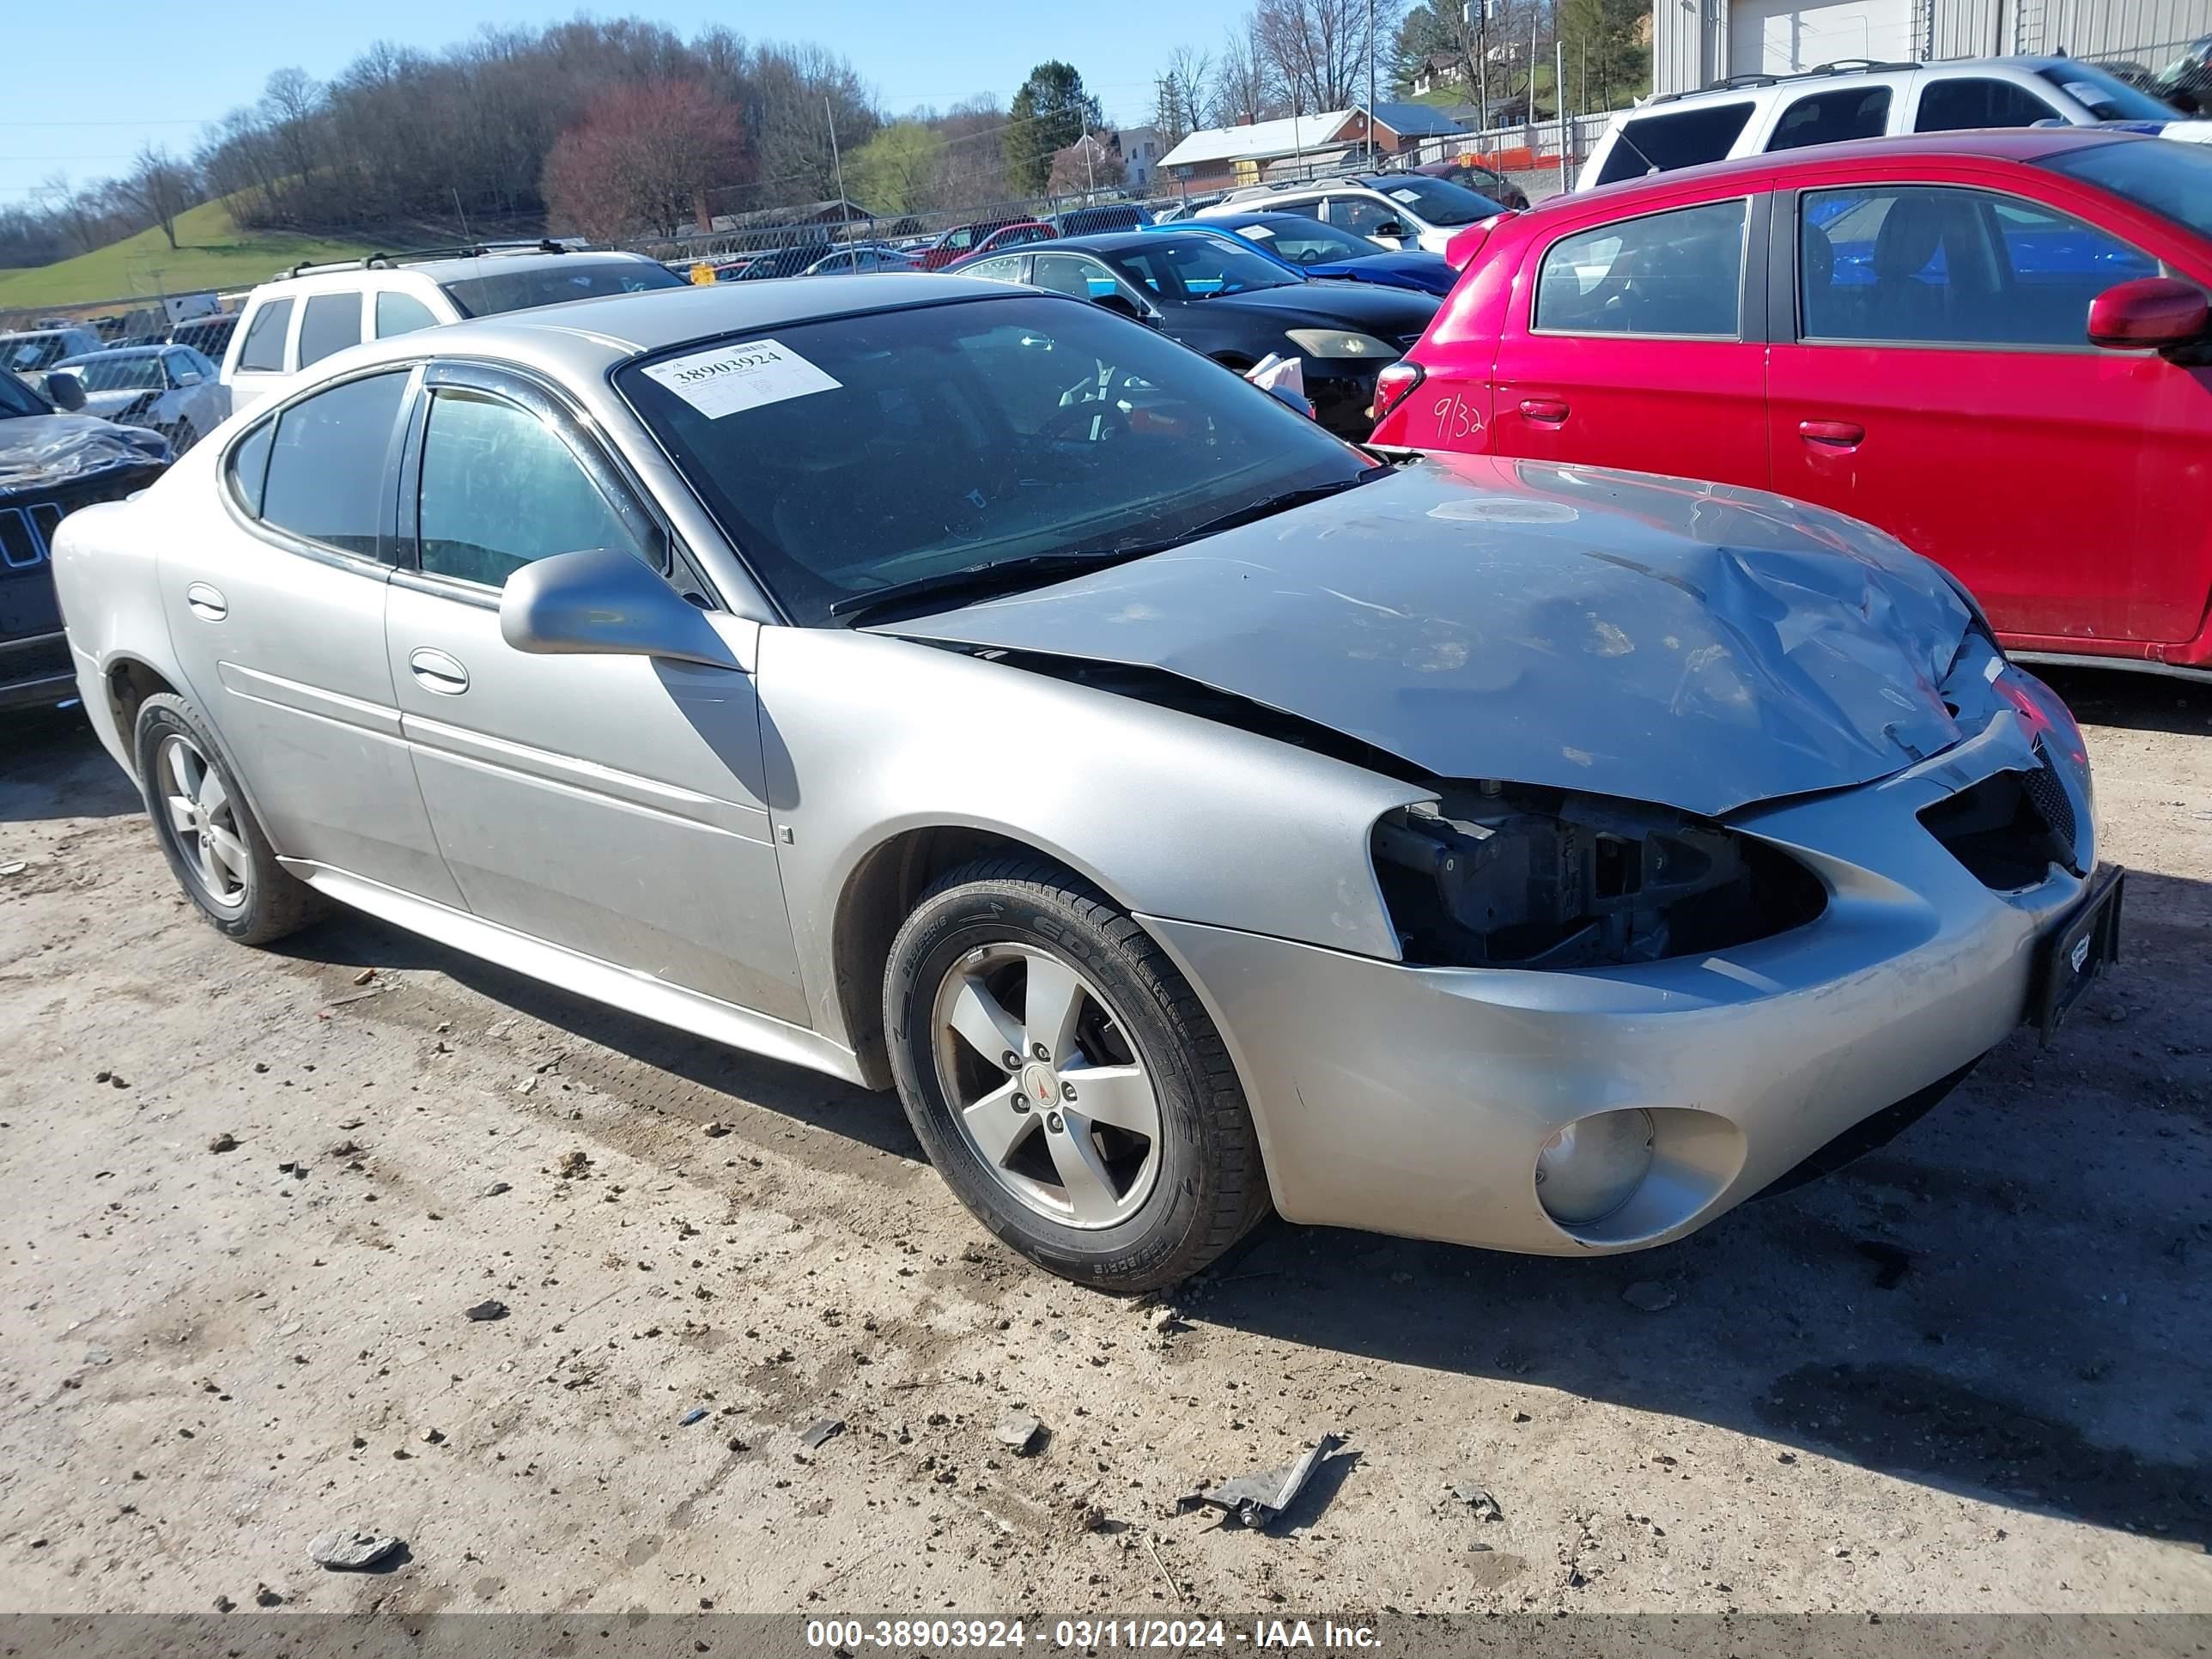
1146, 212, 1460, 297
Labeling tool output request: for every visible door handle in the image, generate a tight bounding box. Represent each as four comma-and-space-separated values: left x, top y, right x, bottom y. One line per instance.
407, 647, 469, 695
1519, 398, 1570, 423
184, 582, 227, 622
1799, 418, 1865, 447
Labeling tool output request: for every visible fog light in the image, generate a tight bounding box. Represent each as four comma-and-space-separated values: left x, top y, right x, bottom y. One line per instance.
1535, 1109, 1656, 1225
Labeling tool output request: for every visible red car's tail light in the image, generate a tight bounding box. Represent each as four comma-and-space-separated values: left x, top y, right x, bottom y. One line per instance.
1370, 360, 1425, 424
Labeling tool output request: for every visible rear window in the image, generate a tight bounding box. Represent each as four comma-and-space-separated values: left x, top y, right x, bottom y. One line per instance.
258, 371, 409, 556
436, 258, 684, 318
1767, 86, 1893, 151
1597, 102, 1757, 185
2034, 64, 2179, 121
1535, 198, 1748, 337
2045, 137, 2212, 239
297, 293, 362, 368
236, 299, 293, 372
1370, 175, 1503, 226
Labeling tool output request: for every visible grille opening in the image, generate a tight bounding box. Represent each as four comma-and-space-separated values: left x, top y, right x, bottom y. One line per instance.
1373, 786, 1827, 970
1918, 768, 2071, 890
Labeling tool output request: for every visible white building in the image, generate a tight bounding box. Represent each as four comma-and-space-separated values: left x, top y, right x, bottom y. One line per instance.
1651, 0, 2212, 96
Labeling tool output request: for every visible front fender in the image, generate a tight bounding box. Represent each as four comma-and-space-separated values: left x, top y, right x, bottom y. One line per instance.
755, 627, 1425, 1051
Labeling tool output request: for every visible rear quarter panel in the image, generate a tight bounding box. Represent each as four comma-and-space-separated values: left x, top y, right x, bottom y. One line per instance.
1367, 221, 1518, 450
51, 484, 184, 777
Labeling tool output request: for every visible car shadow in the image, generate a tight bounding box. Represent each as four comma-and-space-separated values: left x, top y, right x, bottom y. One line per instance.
0, 706, 141, 823
2037, 663, 2212, 737
271, 908, 922, 1164
1187, 869, 2212, 1548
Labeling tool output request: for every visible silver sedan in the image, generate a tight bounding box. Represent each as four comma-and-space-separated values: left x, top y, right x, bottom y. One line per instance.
51, 276, 2118, 1292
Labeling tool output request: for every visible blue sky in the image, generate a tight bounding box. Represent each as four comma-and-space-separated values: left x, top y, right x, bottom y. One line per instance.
3, 0, 1206, 205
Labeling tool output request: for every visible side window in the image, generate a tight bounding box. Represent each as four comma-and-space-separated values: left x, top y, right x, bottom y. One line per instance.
1767, 86, 1893, 151
1595, 103, 1757, 185
1030, 252, 1115, 299
416, 390, 647, 590
165, 351, 202, 386
258, 371, 408, 556
1914, 78, 2060, 132
1799, 185, 2152, 348
1329, 196, 1404, 240
944, 227, 975, 252
375, 291, 440, 338
226, 420, 275, 517
297, 292, 362, 368
962, 255, 1029, 283
1534, 198, 1747, 337
235, 298, 293, 373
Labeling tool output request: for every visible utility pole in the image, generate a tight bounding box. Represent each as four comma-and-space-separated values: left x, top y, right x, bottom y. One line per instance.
1556, 39, 1569, 192
1367, 0, 1377, 165
825, 95, 848, 227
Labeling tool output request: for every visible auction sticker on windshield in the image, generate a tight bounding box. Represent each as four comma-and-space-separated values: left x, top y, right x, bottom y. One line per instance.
643, 338, 842, 419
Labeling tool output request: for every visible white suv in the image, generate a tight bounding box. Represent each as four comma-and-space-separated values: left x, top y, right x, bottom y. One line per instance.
1578, 56, 2183, 191
220, 242, 685, 412
1194, 173, 1504, 255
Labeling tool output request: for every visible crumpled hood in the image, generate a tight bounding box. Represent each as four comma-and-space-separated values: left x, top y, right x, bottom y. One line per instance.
0, 412, 168, 494
891, 454, 1975, 818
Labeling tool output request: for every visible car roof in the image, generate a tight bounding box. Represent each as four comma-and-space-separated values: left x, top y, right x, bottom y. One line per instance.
256, 247, 654, 292
1556, 125, 2137, 211
57, 345, 167, 362
1645, 53, 2076, 108
1052, 229, 1223, 254
328, 272, 1034, 376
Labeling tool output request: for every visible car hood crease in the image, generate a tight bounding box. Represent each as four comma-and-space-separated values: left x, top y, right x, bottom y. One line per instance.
887, 456, 1973, 817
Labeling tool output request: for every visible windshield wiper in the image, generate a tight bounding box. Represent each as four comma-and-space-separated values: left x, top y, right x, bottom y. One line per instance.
828, 550, 1154, 627
1061, 466, 1390, 560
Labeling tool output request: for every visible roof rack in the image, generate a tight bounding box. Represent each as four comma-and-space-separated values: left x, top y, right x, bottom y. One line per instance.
1647, 58, 1921, 105
277, 238, 574, 281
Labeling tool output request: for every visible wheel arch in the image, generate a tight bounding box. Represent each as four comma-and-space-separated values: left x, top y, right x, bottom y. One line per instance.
104, 657, 179, 777
830, 823, 1152, 1091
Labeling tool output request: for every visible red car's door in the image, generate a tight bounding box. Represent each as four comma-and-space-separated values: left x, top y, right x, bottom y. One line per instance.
1487, 191, 1771, 489
1768, 166, 2212, 650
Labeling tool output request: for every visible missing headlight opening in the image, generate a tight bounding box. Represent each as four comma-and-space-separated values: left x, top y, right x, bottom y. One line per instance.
1373, 787, 1827, 970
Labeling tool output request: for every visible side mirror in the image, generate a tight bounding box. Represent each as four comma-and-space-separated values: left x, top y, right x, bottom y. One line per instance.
46, 371, 87, 412
2087, 276, 2209, 353
500, 546, 739, 671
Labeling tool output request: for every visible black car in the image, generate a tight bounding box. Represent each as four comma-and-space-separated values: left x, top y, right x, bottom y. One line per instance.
951, 229, 1439, 437
1, 370, 170, 714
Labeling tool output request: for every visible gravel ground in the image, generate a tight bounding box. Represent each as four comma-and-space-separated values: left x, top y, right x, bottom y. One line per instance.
1, 668, 2207, 1620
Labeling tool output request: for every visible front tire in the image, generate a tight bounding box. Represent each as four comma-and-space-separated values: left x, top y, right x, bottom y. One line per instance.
884, 855, 1269, 1293
134, 692, 325, 945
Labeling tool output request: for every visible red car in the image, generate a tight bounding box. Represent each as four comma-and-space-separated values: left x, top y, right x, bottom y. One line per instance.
1370, 131, 2212, 675
920, 219, 1056, 271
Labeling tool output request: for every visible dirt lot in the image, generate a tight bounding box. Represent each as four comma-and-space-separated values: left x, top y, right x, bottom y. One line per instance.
2, 669, 2209, 1621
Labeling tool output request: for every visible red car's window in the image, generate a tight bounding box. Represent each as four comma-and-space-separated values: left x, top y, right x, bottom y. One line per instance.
1534, 199, 1747, 338
1800, 185, 2160, 348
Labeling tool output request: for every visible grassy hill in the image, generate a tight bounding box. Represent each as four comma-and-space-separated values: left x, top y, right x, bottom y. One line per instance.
0, 198, 380, 313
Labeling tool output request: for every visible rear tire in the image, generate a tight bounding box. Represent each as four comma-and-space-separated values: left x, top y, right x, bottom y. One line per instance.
884, 855, 1270, 1294
134, 692, 326, 945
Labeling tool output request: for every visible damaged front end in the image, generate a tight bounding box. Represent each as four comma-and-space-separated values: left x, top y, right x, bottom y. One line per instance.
1371, 786, 1826, 970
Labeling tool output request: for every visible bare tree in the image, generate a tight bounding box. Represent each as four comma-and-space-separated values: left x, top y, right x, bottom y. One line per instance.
1153, 46, 1214, 147
1254, 0, 1400, 112
1212, 26, 1283, 125
117, 147, 197, 250
543, 78, 747, 240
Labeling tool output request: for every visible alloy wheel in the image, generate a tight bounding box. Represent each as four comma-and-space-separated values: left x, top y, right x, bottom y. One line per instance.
157, 733, 250, 909
930, 943, 1162, 1229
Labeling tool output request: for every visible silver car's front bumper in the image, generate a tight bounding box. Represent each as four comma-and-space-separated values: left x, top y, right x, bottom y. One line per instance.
1143, 700, 2097, 1256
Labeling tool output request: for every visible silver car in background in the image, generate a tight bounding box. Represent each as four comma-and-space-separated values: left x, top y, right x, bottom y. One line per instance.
51, 276, 2118, 1292
47, 344, 230, 453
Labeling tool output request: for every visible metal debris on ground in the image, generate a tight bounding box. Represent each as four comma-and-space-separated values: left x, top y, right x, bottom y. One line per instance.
1621, 1280, 1676, 1312
482, 1181, 511, 1197
799, 1417, 844, 1451
464, 1300, 509, 1322
1192, 1432, 1340, 1528
350, 968, 378, 986
306, 1528, 403, 1571
0, 861, 27, 878
992, 1412, 1043, 1455
679, 1407, 708, 1426
1449, 1483, 1504, 1522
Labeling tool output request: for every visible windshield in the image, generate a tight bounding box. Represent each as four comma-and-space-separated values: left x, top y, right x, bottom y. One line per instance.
1231, 219, 1374, 264
2045, 137, 2212, 239
1103, 234, 1299, 298
439, 258, 684, 318
1370, 175, 1504, 227
0, 371, 45, 418
57, 354, 164, 392
2033, 64, 2181, 121
2, 334, 78, 373
617, 294, 1367, 625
